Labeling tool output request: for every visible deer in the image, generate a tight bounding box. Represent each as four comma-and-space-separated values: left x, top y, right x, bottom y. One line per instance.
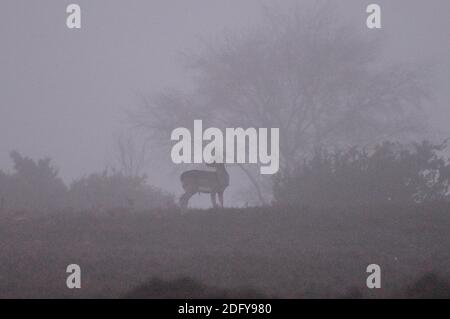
179, 162, 229, 209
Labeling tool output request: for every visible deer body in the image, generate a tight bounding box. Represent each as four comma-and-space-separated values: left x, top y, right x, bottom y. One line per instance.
179, 163, 229, 208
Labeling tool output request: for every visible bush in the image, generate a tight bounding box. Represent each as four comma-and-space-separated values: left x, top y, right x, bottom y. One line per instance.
0, 152, 174, 214
68, 170, 174, 211
0, 151, 68, 212
274, 141, 450, 208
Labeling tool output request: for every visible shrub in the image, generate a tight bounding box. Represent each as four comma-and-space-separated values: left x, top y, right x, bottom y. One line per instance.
0, 151, 68, 212
68, 170, 174, 212
0, 152, 174, 213
273, 141, 450, 208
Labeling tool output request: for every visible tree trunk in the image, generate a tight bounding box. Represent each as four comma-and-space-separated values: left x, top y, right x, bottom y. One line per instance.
237, 164, 267, 205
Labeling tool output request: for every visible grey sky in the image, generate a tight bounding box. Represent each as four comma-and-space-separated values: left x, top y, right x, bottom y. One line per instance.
1, 0, 449, 192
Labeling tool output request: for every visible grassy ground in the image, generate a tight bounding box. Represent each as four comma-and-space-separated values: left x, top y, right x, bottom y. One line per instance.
0, 203, 449, 298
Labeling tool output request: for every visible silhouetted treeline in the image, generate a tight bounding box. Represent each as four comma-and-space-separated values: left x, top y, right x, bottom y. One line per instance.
274, 141, 450, 208
0, 151, 174, 213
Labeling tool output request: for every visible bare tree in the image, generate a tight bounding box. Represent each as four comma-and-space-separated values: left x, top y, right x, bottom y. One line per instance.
132, 3, 430, 204
113, 133, 149, 178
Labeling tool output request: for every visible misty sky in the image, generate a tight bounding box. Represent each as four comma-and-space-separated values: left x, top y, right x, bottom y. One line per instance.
1, 0, 449, 193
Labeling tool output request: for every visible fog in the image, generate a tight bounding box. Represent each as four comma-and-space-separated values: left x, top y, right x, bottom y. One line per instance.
1, 0, 449, 190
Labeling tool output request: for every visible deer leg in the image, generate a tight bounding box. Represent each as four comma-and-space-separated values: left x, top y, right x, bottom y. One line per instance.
179, 193, 187, 208
180, 191, 195, 209
210, 192, 218, 208
218, 191, 224, 208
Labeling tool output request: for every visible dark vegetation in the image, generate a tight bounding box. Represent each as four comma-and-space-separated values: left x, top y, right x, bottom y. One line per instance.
0, 151, 174, 214
274, 141, 450, 208
124, 277, 268, 299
